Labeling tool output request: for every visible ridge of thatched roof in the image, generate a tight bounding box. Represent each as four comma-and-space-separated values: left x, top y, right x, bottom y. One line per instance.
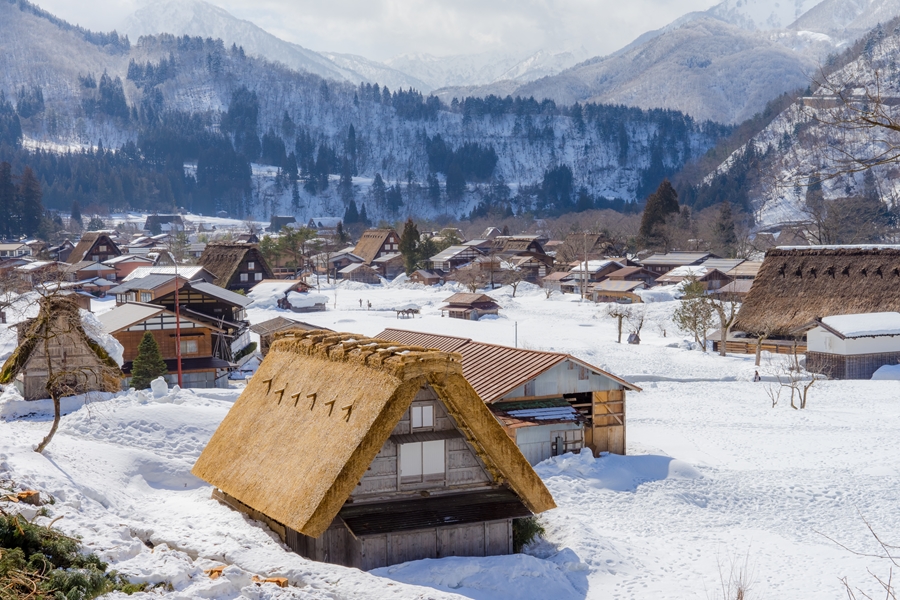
733, 246, 900, 335
197, 243, 273, 286
0, 296, 121, 388
68, 232, 120, 264
352, 229, 396, 264
192, 329, 555, 537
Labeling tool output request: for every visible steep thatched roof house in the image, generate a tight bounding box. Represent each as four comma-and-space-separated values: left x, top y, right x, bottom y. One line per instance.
352, 229, 400, 264
0, 296, 121, 400
68, 232, 121, 264
193, 330, 555, 569
734, 246, 900, 337
198, 243, 275, 293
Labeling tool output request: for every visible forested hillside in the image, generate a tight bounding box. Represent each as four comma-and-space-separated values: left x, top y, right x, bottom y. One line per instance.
0, 0, 730, 223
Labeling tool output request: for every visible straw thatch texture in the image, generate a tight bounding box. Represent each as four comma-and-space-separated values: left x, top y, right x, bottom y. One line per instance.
68, 232, 120, 264
198, 243, 274, 287
192, 330, 555, 538
352, 229, 394, 264
733, 247, 900, 335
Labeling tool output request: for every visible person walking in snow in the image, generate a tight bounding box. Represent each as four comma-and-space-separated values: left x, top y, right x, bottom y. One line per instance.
367, 300, 372, 310
359, 298, 362, 308
753, 370, 761, 382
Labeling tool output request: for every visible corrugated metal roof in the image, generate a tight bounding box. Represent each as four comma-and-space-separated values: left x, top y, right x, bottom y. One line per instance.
378, 328, 470, 352
108, 275, 177, 295
701, 258, 746, 271
639, 252, 710, 266
189, 281, 253, 307
98, 302, 164, 333
443, 293, 497, 305
591, 280, 646, 292
429, 245, 472, 262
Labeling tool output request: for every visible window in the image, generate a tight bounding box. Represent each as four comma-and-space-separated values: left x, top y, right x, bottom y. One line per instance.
180, 340, 198, 354
98, 245, 107, 252
140, 292, 152, 303
254, 272, 263, 281
411, 404, 434, 429
400, 440, 445, 484
248, 261, 255, 270
578, 366, 589, 381
240, 273, 248, 282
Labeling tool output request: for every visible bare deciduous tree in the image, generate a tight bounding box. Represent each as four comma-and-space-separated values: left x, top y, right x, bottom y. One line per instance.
606, 304, 632, 344
706, 293, 741, 357
454, 266, 488, 293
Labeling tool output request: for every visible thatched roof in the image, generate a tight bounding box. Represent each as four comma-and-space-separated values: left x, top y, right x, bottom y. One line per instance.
0, 296, 121, 393
68, 232, 120, 264
192, 330, 555, 538
197, 243, 274, 286
733, 246, 900, 335
352, 229, 396, 264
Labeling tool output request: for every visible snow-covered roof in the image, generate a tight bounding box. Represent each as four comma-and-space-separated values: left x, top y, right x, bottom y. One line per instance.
570, 259, 622, 273
819, 312, 900, 338
247, 279, 305, 300
659, 265, 709, 278
123, 266, 209, 281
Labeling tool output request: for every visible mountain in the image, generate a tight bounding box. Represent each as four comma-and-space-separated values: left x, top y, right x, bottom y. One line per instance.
708, 0, 824, 30
0, 0, 731, 223
688, 15, 900, 229
788, 0, 900, 40
121, 0, 429, 91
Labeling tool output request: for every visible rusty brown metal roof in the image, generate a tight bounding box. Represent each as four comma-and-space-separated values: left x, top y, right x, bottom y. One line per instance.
376, 328, 640, 402
442, 293, 497, 305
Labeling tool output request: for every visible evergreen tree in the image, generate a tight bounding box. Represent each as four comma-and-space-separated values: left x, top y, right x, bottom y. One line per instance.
18, 167, 43, 237
70, 201, 83, 231
345, 124, 357, 175
343, 199, 360, 224
0, 162, 16, 239
714, 202, 737, 257
359, 203, 370, 225
372, 174, 386, 207
131, 331, 168, 389
639, 179, 679, 243
427, 172, 441, 206
399, 218, 420, 275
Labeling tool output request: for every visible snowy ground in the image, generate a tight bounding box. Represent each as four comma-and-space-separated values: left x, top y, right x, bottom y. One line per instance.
2, 279, 899, 599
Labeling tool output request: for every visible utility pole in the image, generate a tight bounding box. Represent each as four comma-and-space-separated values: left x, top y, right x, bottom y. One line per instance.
174, 263, 183, 387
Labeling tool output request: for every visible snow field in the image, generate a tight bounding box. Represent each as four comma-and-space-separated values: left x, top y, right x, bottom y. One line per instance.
1, 278, 899, 598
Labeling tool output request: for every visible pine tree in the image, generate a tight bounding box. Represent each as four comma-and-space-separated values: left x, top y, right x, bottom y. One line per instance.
372, 174, 386, 207
0, 162, 15, 239
70, 201, 83, 231
18, 167, 43, 237
399, 218, 420, 275
131, 331, 168, 389
714, 201, 737, 257
639, 179, 679, 243
359, 203, 370, 225
343, 199, 359, 224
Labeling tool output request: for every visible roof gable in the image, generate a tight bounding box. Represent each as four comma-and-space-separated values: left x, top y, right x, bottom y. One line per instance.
198, 243, 274, 285
352, 229, 397, 264
68, 233, 121, 264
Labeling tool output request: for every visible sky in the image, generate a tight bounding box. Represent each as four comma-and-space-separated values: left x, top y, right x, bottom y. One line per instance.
33, 0, 721, 61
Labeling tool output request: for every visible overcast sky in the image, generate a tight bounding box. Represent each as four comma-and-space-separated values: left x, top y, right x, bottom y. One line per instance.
34, 0, 720, 60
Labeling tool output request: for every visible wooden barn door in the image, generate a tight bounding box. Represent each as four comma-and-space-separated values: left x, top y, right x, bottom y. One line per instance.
591, 390, 625, 455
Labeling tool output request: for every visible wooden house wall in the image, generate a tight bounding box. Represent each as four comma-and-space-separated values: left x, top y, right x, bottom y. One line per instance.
20, 320, 109, 400
116, 315, 212, 361
350, 385, 493, 500
591, 390, 625, 455
514, 422, 583, 465
226, 249, 271, 292
502, 361, 619, 399
285, 518, 513, 571
807, 350, 900, 380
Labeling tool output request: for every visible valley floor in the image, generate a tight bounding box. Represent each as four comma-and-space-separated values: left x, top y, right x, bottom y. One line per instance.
1, 280, 898, 599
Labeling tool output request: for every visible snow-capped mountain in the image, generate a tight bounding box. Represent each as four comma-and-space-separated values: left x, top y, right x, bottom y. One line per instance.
789, 0, 900, 41
708, 0, 824, 30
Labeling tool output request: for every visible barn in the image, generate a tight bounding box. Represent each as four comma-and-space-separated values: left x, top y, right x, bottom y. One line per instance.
192, 330, 555, 569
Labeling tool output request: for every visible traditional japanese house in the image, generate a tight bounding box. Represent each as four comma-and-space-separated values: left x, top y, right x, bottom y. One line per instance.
67, 232, 122, 264
198, 243, 275, 293
268, 215, 297, 232
352, 229, 401, 265
655, 266, 733, 290
47, 240, 75, 262
605, 266, 658, 287
540, 271, 573, 292
13, 261, 64, 286
64, 261, 117, 282
430, 245, 484, 272
372, 253, 404, 279
377, 329, 641, 463
408, 269, 444, 286
440, 293, 500, 320
249, 317, 331, 356
0, 296, 121, 400
192, 330, 555, 569
144, 215, 185, 233
102, 255, 154, 281
638, 251, 714, 276
726, 261, 763, 280
0, 242, 33, 258
561, 260, 625, 295
339, 263, 381, 285
109, 275, 187, 305
804, 312, 900, 379
554, 234, 618, 266
590, 280, 647, 303
122, 266, 217, 284
99, 302, 233, 389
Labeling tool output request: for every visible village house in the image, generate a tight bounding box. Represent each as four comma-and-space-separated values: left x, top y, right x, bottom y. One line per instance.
605, 266, 658, 287
67, 232, 122, 264
307, 217, 343, 237
540, 271, 574, 293
192, 330, 555, 569
47, 240, 75, 263
109, 275, 187, 305
13, 261, 64, 286
99, 302, 233, 389
638, 251, 714, 276
430, 245, 484, 272
726, 261, 763, 280
268, 215, 297, 232
590, 280, 647, 303
102, 254, 154, 281
804, 313, 900, 379
408, 269, 444, 286
371, 252, 405, 280
561, 259, 625, 295
554, 233, 618, 266
440, 293, 500, 320
310, 248, 363, 279
63, 260, 117, 283
352, 229, 401, 265
339, 262, 381, 284
0, 296, 121, 400
248, 279, 327, 313
0, 242, 33, 258
198, 243, 276, 293
122, 265, 217, 284
490, 235, 546, 259
377, 328, 641, 464
249, 317, 331, 356
144, 215, 185, 233
655, 265, 733, 290
728, 246, 900, 357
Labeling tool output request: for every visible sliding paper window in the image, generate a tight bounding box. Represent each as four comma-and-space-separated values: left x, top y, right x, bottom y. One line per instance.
400, 440, 445, 484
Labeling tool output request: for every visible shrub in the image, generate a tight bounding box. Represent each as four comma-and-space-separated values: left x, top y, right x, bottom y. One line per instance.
512, 516, 545, 553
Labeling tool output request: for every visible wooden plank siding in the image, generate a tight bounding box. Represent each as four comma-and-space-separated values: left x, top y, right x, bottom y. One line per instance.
712, 339, 808, 356
592, 390, 625, 455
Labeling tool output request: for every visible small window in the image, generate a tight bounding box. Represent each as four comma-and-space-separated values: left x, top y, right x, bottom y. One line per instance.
254, 272, 263, 281
578, 366, 589, 381
411, 405, 434, 429
248, 261, 255, 270
180, 340, 198, 354
98, 245, 107, 252
240, 273, 248, 282
400, 440, 445, 484
140, 292, 152, 303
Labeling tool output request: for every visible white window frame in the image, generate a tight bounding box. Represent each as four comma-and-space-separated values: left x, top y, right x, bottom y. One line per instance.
400, 440, 445, 484
140, 292, 152, 303
248, 261, 255, 270
180, 339, 199, 354
254, 272, 263, 281
411, 404, 434, 429
240, 273, 248, 282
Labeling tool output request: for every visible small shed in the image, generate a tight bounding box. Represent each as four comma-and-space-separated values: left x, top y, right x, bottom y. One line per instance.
806, 312, 900, 379
540, 271, 573, 292
0, 296, 121, 400
408, 269, 444, 286
441, 293, 500, 320
339, 263, 381, 285
192, 330, 555, 570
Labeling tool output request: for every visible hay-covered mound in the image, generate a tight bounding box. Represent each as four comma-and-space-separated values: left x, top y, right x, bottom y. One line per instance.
734, 246, 900, 335
192, 329, 555, 538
